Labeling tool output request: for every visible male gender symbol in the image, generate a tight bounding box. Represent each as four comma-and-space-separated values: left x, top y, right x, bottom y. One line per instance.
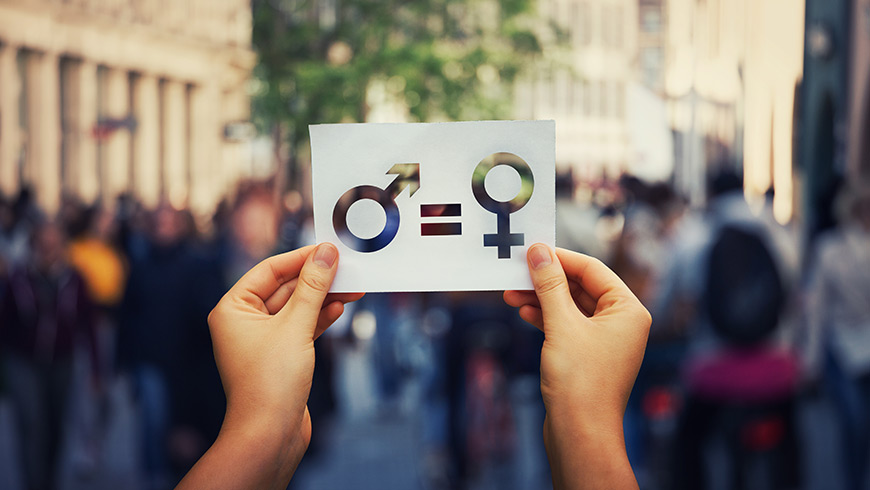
332, 163, 419, 253
471, 152, 534, 259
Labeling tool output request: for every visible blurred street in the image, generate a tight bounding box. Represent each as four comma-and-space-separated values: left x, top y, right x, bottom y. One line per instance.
3, 0, 870, 489
0, 333, 859, 490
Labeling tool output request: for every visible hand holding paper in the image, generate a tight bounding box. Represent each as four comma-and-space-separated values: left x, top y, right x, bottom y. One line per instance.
504, 245, 651, 490
177, 244, 363, 489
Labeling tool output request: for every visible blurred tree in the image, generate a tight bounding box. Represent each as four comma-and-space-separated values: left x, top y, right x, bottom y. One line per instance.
251, 0, 545, 189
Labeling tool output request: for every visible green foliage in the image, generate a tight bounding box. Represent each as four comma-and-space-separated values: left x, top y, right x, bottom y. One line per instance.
251, 0, 544, 151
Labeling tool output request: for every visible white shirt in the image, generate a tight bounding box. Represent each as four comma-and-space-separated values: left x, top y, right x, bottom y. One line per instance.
805, 225, 870, 376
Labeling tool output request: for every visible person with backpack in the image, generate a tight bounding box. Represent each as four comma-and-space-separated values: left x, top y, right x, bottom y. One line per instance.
664, 170, 801, 489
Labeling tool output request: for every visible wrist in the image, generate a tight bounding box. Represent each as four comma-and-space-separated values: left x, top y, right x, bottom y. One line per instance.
544, 405, 626, 453
220, 406, 309, 471
544, 393, 625, 438
177, 408, 309, 490
543, 407, 636, 489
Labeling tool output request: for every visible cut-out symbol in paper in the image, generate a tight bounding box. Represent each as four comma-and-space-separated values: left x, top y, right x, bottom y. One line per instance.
332, 151, 533, 259
472, 152, 534, 259
420, 204, 462, 236
332, 163, 419, 253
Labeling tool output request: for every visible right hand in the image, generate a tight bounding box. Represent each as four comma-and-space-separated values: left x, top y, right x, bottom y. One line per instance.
177, 244, 363, 490
504, 244, 651, 489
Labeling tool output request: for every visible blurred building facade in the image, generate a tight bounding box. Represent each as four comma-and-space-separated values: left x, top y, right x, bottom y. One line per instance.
849, 0, 870, 181
665, 0, 805, 215
798, 0, 870, 243
799, 0, 852, 242
0, 0, 255, 215
514, 0, 638, 180
637, 0, 666, 93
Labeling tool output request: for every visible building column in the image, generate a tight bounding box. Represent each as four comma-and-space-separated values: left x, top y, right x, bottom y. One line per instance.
26, 50, 62, 214
0, 43, 21, 197
102, 66, 131, 203
162, 79, 189, 208
63, 59, 99, 204
131, 74, 160, 208
190, 82, 224, 216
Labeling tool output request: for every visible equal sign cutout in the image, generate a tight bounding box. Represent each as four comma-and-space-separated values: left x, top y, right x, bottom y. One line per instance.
420, 203, 462, 236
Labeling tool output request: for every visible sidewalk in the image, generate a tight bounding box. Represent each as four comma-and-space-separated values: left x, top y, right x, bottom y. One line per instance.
292, 414, 423, 490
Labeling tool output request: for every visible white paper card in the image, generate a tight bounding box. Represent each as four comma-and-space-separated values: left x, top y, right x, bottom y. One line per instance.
311, 120, 555, 292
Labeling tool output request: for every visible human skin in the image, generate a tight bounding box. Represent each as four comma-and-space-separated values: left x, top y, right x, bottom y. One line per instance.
178, 243, 649, 489
504, 244, 651, 490
176, 243, 363, 490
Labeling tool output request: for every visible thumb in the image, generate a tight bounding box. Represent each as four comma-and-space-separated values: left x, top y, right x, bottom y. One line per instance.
527, 244, 574, 328
282, 243, 339, 335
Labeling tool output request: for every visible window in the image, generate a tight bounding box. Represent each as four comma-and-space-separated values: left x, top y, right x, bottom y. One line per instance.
641, 47, 663, 89
573, 77, 584, 115
581, 3, 592, 45
571, 3, 581, 46
583, 79, 592, 116
615, 82, 625, 120
565, 71, 575, 113
642, 8, 661, 33
601, 6, 612, 47
614, 6, 623, 49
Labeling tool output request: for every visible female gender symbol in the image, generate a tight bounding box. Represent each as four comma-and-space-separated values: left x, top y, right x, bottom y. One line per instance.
471, 152, 534, 258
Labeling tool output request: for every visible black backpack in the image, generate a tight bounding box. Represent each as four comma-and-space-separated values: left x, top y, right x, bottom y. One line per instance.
704, 225, 785, 345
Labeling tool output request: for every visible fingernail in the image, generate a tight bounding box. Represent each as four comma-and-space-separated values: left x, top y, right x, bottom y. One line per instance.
528, 244, 552, 270
313, 243, 337, 268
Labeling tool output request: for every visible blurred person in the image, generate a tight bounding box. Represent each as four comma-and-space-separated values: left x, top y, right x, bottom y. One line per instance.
662, 169, 801, 489
277, 190, 307, 252
442, 291, 522, 488
609, 177, 681, 483
65, 205, 129, 460
555, 170, 608, 259
611, 177, 677, 308
12, 186, 44, 232
67, 206, 127, 310
0, 194, 32, 271
117, 204, 224, 489
803, 183, 870, 490
175, 243, 650, 490
114, 192, 150, 264
222, 184, 279, 285
760, 188, 800, 281
362, 292, 411, 416
0, 221, 99, 490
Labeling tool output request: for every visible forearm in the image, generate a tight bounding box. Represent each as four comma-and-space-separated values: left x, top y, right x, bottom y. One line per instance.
176, 412, 307, 490
543, 410, 638, 490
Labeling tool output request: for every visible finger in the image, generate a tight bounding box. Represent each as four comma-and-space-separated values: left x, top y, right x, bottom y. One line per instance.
503, 290, 539, 308
508, 283, 594, 318
264, 279, 363, 316
518, 305, 544, 331
526, 243, 575, 330
313, 301, 346, 340
555, 248, 636, 305
568, 280, 597, 317
232, 246, 314, 312
281, 243, 339, 335
264, 278, 298, 315
557, 249, 650, 327
330, 292, 366, 304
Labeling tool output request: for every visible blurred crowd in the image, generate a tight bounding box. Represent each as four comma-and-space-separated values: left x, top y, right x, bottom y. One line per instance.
1, 169, 870, 490
0, 181, 306, 490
